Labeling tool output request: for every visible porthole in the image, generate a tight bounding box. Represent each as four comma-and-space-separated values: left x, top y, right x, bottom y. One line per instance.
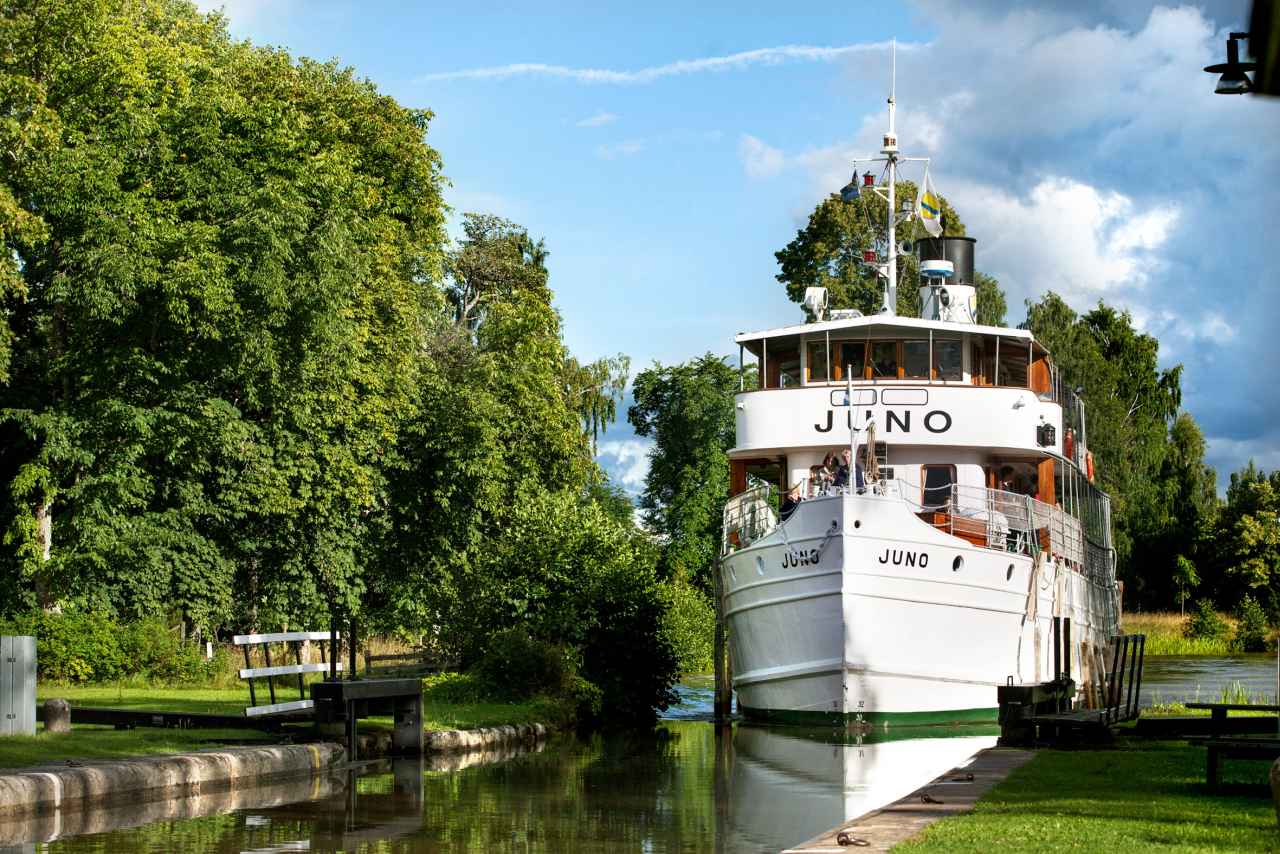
755, 556, 766, 576
1006, 564, 1015, 581
952, 556, 964, 572
853, 520, 862, 529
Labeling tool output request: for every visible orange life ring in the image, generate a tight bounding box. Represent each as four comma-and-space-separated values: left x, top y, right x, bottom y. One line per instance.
1086, 450, 1095, 482
1064, 428, 1075, 460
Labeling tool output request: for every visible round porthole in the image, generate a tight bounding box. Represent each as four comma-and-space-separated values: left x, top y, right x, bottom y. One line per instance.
952, 556, 964, 572
853, 520, 861, 529
755, 556, 766, 576
1006, 564, 1015, 581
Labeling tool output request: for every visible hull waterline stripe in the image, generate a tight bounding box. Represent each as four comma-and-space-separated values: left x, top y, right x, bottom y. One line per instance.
733, 659, 844, 687
733, 663, 998, 690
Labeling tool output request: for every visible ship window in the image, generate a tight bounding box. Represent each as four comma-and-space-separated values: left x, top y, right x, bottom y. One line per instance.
903, 340, 930, 379
806, 341, 830, 383
765, 347, 801, 388
922, 464, 956, 511
971, 337, 995, 386
834, 341, 867, 380
871, 341, 898, 378
996, 337, 1029, 388
934, 339, 962, 381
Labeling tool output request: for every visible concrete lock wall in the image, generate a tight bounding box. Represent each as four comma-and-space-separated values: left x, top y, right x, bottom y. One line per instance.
0, 637, 36, 737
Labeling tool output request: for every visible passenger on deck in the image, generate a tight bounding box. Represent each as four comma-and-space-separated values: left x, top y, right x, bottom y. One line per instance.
779, 484, 802, 521
831, 448, 866, 492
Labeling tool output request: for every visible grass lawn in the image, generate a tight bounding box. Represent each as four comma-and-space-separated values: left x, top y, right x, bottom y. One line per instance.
896, 739, 1278, 853
0, 725, 277, 769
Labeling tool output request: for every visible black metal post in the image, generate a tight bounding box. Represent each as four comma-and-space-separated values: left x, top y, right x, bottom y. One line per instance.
243, 643, 257, 708
263, 641, 277, 705
1107, 635, 1123, 722
1052, 617, 1061, 681
1063, 617, 1072, 683
1130, 635, 1146, 720
293, 640, 305, 699
1125, 635, 1140, 719
329, 618, 338, 681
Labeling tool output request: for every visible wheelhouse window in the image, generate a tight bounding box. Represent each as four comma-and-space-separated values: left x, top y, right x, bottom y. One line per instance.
922, 464, 956, 512
996, 336, 1029, 388
871, 341, 898, 378
763, 346, 802, 388
903, 340, 930, 379
806, 340, 829, 383
971, 337, 995, 386
934, 339, 962, 381
834, 341, 867, 380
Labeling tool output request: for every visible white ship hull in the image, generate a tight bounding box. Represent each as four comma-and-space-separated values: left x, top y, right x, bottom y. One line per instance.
722, 490, 1120, 725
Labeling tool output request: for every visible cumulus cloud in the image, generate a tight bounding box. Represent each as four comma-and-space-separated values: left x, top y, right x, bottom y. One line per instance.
739, 135, 786, 178
596, 438, 654, 495
596, 140, 646, 159
576, 111, 618, 128
418, 41, 922, 84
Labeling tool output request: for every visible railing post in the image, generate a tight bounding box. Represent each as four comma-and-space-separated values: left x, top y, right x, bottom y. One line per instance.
713, 556, 732, 725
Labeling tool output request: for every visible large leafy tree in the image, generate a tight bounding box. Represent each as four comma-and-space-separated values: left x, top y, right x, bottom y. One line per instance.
629, 355, 739, 591
0, 0, 446, 629
1025, 293, 1184, 601
1211, 463, 1280, 615
775, 181, 1007, 324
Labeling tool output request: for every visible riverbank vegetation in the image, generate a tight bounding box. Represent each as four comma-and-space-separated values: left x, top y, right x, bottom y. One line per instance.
897, 738, 1278, 853
0, 0, 692, 723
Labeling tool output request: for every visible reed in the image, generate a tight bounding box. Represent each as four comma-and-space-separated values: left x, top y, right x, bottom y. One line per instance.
1120, 611, 1235, 656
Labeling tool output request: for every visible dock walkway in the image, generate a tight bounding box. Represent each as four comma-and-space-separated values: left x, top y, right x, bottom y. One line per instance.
781, 746, 1033, 853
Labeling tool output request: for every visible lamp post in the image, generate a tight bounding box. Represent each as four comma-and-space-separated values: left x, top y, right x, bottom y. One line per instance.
1204, 31, 1256, 93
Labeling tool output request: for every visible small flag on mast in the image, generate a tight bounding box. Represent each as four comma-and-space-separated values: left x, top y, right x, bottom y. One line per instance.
916, 168, 944, 238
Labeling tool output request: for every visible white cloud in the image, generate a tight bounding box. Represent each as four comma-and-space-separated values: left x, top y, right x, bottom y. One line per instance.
955, 176, 1180, 306
417, 41, 923, 84
739, 135, 786, 179
596, 140, 646, 160
195, 0, 290, 26
576, 111, 618, 128
596, 438, 654, 494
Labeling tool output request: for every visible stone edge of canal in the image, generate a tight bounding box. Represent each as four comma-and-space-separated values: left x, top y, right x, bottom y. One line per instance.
0, 721, 554, 823
782, 747, 1035, 853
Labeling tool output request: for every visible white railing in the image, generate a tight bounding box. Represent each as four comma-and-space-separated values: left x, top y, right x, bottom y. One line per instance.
722, 484, 780, 553
722, 476, 1105, 579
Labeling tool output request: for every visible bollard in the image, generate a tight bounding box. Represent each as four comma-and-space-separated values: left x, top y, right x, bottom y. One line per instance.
44, 698, 71, 734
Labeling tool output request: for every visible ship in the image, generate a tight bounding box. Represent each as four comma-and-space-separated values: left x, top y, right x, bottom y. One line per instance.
718, 58, 1121, 726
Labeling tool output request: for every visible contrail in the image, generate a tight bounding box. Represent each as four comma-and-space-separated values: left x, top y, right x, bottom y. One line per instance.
418, 41, 922, 84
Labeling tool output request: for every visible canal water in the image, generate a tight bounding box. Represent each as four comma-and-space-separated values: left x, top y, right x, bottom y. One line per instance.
3, 656, 1274, 853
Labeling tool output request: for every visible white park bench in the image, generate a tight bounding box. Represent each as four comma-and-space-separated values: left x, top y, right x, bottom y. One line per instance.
233, 631, 342, 717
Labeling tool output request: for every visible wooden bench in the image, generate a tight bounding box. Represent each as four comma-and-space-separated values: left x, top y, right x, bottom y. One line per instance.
233, 631, 342, 718
1184, 703, 1280, 789
917, 511, 988, 547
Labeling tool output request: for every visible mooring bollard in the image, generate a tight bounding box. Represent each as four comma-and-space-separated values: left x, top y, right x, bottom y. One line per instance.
44, 698, 71, 734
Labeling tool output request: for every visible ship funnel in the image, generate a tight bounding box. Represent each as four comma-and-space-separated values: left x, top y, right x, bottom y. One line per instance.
916, 236, 978, 324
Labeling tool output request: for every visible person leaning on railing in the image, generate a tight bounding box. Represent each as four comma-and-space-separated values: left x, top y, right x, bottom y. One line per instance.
831, 448, 865, 492
779, 484, 803, 521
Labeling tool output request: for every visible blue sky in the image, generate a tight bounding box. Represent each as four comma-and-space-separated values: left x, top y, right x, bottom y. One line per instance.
202, 0, 1276, 496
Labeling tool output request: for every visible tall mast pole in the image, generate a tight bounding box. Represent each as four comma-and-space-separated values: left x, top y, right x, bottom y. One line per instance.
883, 41, 899, 315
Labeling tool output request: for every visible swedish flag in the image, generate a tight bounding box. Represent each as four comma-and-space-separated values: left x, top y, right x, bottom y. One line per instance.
916, 169, 943, 238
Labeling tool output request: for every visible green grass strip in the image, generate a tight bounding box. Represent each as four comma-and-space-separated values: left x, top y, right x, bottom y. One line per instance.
895, 739, 1278, 852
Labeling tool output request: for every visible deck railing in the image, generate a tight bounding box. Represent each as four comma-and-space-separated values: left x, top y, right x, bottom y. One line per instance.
723, 477, 1111, 584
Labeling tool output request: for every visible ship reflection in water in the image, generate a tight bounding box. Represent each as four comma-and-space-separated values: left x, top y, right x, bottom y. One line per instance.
9, 723, 997, 853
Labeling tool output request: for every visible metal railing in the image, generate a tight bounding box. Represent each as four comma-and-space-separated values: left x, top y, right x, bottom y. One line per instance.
722, 475, 1112, 584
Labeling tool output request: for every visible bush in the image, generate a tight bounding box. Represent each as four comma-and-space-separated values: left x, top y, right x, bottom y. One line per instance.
660, 578, 715, 674
1185, 599, 1228, 641
1232, 595, 1270, 653
474, 628, 574, 701
0, 611, 215, 683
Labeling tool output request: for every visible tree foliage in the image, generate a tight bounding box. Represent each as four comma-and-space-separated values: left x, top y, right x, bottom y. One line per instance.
629, 355, 739, 591
774, 182, 1006, 325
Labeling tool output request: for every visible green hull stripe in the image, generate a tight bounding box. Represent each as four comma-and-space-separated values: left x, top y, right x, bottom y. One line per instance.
741, 704, 999, 728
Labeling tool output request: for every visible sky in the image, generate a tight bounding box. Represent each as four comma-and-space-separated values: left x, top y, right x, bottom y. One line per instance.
198, 0, 1277, 498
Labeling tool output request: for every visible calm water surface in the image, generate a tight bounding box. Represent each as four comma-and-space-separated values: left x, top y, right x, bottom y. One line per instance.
8, 656, 1273, 853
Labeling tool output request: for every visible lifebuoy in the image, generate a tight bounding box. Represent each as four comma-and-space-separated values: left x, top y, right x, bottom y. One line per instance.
1086, 450, 1095, 482
1064, 428, 1075, 460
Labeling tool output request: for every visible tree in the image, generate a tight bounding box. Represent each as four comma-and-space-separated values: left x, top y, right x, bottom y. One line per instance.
1212, 462, 1280, 616
629, 355, 739, 591
0, 0, 447, 629
774, 181, 1007, 322
564, 354, 630, 455
1025, 293, 1183, 604
445, 213, 550, 332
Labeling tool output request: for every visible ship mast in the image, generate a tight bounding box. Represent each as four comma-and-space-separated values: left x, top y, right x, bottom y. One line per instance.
840, 40, 929, 316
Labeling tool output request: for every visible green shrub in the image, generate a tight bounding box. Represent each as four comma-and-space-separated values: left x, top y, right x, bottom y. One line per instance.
474, 628, 574, 701
0, 611, 125, 682
660, 578, 714, 674
120, 618, 215, 683
1231, 595, 1270, 653
1185, 599, 1228, 641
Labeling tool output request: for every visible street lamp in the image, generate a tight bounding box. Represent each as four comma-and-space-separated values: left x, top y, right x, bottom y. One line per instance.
1205, 32, 1256, 94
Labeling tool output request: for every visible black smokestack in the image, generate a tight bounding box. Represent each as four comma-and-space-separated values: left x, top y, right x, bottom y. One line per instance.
915, 236, 975, 286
